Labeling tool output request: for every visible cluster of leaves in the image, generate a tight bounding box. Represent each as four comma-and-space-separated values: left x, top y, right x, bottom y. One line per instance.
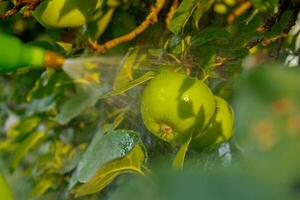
0, 0, 300, 199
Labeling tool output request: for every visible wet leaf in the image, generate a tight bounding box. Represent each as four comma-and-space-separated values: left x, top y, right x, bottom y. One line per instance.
73, 144, 146, 197
69, 129, 140, 189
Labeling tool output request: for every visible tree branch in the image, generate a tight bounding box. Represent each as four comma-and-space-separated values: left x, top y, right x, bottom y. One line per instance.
90, 0, 166, 53
0, 0, 41, 20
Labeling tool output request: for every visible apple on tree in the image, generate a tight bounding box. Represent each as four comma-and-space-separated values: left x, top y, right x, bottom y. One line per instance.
33, 0, 98, 29
192, 96, 235, 148
141, 72, 216, 145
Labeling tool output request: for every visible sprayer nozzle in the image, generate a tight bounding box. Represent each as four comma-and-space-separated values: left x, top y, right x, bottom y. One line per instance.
44, 51, 65, 69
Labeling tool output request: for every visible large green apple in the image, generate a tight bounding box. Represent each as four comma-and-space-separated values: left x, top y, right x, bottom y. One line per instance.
141, 72, 216, 144
33, 0, 98, 29
192, 96, 234, 148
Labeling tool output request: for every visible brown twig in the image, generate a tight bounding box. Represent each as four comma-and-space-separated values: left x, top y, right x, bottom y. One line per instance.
0, 4, 23, 19
23, 0, 41, 17
0, 0, 41, 20
90, 0, 166, 53
275, 5, 300, 54
246, 34, 289, 49
248, 0, 300, 53
262, 33, 289, 46
256, 0, 291, 33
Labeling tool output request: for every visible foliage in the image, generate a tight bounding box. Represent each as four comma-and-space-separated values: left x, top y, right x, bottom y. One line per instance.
0, 0, 300, 199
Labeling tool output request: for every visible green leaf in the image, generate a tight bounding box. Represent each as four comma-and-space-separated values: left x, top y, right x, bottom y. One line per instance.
250, 0, 277, 12
73, 144, 145, 197
101, 71, 156, 98
11, 131, 45, 170
191, 28, 230, 47
172, 136, 192, 170
26, 95, 56, 115
0, 173, 15, 200
69, 129, 140, 189
112, 48, 140, 90
168, 0, 199, 35
88, 7, 116, 40
56, 88, 100, 125
31, 177, 56, 197
192, 0, 215, 30
7, 117, 40, 139
56, 41, 73, 55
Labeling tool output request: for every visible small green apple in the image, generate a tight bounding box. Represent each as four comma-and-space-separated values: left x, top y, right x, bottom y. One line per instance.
192, 96, 234, 148
33, 0, 98, 29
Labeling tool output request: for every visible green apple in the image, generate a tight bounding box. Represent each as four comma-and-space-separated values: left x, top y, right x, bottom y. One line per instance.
33, 0, 98, 29
141, 72, 216, 144
192, 96, 234, 148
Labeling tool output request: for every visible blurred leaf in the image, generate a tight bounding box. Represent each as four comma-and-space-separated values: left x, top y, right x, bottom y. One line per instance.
32, 141, 82, 176
113, 48, 140, 90
168, 0, 198, 35
250, 0, 277, 12
56, 41, 73, 55
0, 173, 15, 200
192, 0, 215, 30
103, 10, 137, 54
88, 7, 116, 40
172, 136, 192, 170
108, 166, 294, 200
74, 144, 145, 197
102, 71, 156, 98
46, 30, 73, 54
26, 71, 70, 100
69, 129, 140, 188
7, 117, 40, 138
191, 28, 230, 46
234, 66, 300, 188
31, 177, 56, 197
234, 67, 300, 152
26, 95, 56, 115
12, 131, 45, 170
27, 40, 57, 52
56, 88, 100, 124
